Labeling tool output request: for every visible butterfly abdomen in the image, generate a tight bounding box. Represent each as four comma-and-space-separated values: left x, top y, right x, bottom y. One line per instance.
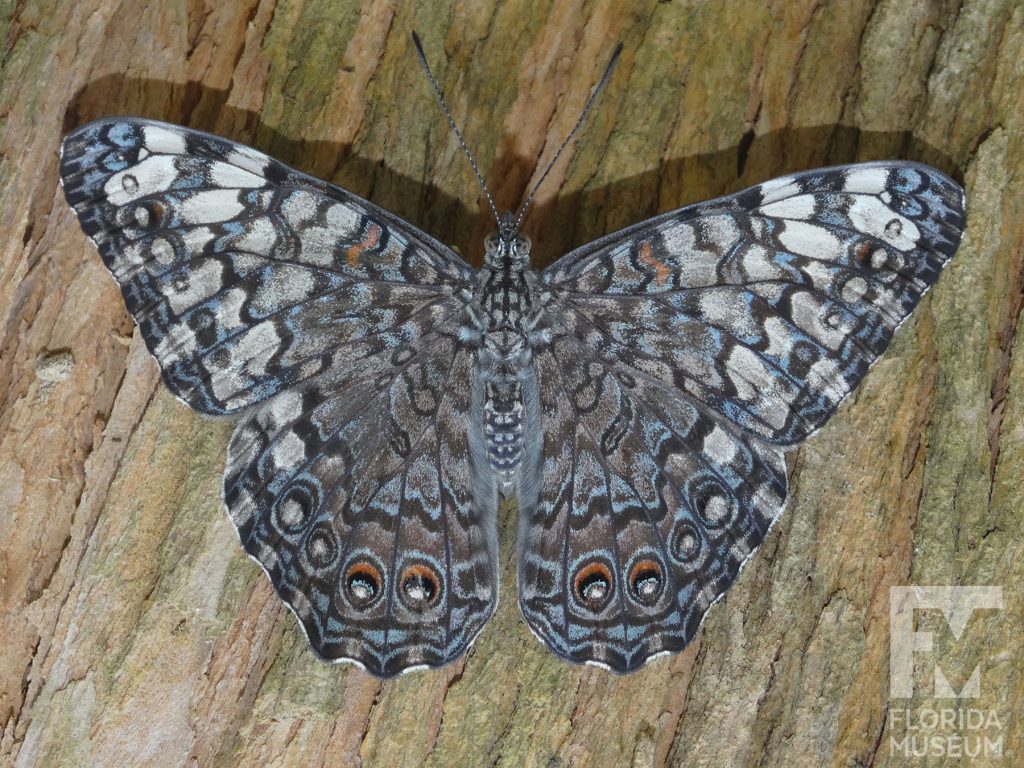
483, 380, 525, 485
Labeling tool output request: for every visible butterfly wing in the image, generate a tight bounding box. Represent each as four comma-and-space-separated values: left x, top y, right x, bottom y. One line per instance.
60, 118, 474, 415
520, 162, 965, 670
223, 331, 498, 676
60, 118, 498, 676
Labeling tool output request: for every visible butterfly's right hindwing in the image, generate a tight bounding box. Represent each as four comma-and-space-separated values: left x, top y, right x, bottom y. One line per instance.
223, 334, 499, 677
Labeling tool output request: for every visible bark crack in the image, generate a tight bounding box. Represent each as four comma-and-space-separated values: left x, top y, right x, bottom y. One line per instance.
987, 210, 1023, 501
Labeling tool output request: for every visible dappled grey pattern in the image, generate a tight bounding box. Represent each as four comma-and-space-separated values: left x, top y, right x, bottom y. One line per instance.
60, 119, 496, 677
521, 161, 964, 670
61, 118, 965, 675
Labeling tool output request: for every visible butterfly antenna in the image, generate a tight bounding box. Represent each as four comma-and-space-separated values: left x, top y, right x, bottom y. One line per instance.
512, 42, 624, 233
412, 32, 503, 232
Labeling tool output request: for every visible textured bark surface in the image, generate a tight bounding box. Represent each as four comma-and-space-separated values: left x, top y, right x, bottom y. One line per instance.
1, 1, 1022, 766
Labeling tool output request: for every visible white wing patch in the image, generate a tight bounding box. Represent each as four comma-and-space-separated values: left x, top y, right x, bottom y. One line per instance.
179, 190, 245, 224
142, 124, 187, 155
847, 197, 920, 250
209, 161, 268, 189
759, 194, 817, 220
777, 220, 845, 261
104, 155, 177, 205
841, 167, 889, 194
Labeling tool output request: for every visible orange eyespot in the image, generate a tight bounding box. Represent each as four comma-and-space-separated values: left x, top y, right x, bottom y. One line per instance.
573, 561, 613, 611
638, 241, 670, 286
629, 559, 663, 604
853, 239, 873, 265
400, 564, 440, 608
345, 562, 382, 608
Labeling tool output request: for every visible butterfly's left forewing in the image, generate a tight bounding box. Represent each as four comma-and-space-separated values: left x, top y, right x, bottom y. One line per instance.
60, 118, 498, 676
522, 162, 965, 670
60, 118, 474, 415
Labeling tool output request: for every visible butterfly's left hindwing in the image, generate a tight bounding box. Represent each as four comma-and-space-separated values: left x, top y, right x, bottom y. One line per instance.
521, 331, 787, 670
223, 335, 499, 676
521, 162, 965, 671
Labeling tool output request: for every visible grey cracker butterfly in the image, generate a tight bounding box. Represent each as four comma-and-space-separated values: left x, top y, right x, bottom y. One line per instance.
59, 48, 965, 678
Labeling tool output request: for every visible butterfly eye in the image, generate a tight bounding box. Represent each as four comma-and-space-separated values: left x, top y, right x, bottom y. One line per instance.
346, 562, 383, 608
573, 561, 613, 611
400, 564, 441, 609
628, 559, 663, 605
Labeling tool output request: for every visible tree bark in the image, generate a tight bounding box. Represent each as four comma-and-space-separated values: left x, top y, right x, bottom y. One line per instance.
1, 1, 1022, 766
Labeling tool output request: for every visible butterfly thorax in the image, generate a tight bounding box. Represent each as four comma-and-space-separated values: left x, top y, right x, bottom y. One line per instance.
471, 226, 539, 493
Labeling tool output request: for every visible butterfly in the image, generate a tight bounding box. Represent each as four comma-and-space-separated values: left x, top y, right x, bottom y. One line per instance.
58, 42, 965, 678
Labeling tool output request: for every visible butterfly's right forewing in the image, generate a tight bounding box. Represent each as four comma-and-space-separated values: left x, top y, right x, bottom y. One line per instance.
544, 163, 965, 445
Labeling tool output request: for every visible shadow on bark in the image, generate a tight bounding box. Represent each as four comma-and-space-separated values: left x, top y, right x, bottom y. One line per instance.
64, 73, 962, 275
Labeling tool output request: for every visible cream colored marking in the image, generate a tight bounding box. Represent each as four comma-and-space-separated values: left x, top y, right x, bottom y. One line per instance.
703, 426, 738, 465
151, 237, 175, 265
841, 167, 888, 194
142, 124, 187, 154
841, 276, 868, 303
210, 161, 267, 188
280, 499, 305, 527
164, 259, 223, 314
179, 190, 245, 223
848, 196, 919, 250
760, 194, 816, 220
236, 218, 277, 253
777, 220, 844, 261
755, 177, 801, 204
272, 431, 306, 469
104, 155, 177, 205
225, 146, 272, 177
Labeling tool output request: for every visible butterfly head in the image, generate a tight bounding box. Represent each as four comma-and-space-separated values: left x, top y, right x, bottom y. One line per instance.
484, 211, 531, 267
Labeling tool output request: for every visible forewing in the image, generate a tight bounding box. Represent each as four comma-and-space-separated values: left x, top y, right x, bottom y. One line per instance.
59, 117, 473, 415
543, 162, 966, 443
223, 332, 499, 677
